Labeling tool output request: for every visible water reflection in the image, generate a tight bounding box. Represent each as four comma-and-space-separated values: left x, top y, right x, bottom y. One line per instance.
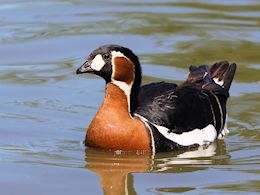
85, 149, 150, 194
84, 140, 229, 194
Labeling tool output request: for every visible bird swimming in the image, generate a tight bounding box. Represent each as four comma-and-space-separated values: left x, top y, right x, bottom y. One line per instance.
76, 44, 236, 153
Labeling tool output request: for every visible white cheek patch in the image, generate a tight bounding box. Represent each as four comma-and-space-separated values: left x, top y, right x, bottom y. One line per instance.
90, 54, 105, 71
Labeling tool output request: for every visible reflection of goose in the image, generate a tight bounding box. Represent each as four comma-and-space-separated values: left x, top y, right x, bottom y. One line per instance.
84, 140, 229, 194
85, 149, 151, 195
154, 144, 217, 173
77, 45, 236, 152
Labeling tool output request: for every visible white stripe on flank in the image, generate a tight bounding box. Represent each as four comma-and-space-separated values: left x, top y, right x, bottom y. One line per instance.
134, 114, 217, 149
134, 114, 156, 154
203, 91, 216, 127
211, 93, 224, 131
90, 54, 105, 71
218, 114, 230, 139
209, 100, 216, 127
155, 124, 217, 146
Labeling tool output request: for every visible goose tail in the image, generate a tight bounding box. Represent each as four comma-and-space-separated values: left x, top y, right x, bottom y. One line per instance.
210, 61, 237, 91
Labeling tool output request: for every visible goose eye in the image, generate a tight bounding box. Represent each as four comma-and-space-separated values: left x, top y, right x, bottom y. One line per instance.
103, 54, 110, 59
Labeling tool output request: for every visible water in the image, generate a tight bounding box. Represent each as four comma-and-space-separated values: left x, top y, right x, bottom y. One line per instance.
0, 0, 259, 194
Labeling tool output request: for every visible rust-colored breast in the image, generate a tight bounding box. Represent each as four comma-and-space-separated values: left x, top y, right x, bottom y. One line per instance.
85, 84, 151, 152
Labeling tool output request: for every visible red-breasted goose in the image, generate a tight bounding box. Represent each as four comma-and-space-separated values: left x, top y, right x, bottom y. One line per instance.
76, 44, 236, 153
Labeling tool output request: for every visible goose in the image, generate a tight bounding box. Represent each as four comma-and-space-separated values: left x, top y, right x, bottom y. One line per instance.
76, 44, 236, 153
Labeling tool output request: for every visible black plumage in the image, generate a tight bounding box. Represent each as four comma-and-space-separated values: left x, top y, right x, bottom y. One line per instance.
136, 62, 236, 135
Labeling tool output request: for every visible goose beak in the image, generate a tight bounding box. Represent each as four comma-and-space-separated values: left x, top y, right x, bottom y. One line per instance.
76, 60, 94, 74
